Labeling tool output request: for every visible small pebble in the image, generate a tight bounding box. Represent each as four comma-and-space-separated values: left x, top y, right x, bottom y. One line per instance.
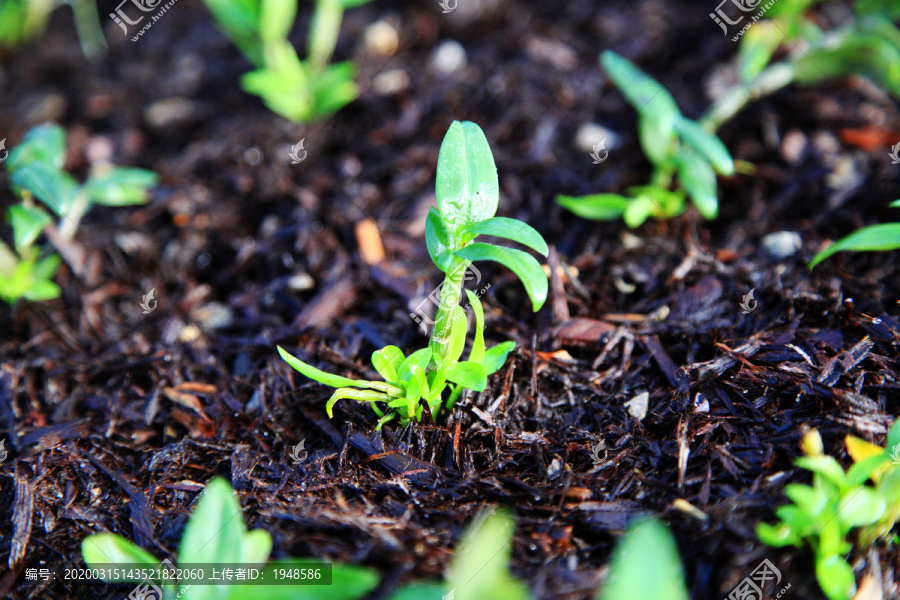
364, 20, 399, 57
289, 273, 315, 291
144, 97, 198, 128
762, 231, 802, 259
525, 36, 578, 71
373, 69, 410, 96
429, 40, 467, 75
193, 302, 233, 330
781, 130, 807, 164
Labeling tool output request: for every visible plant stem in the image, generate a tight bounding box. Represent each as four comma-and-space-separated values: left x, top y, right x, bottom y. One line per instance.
428, 256, 467, 369
65, 0, 107, 58
307, 0, 343, 69
701, 63, 795, 131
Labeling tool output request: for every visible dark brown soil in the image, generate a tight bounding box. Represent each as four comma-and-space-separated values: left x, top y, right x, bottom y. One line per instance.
2, 0, 899, 599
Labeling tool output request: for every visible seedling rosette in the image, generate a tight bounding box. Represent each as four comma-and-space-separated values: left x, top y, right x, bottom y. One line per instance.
278, 121, 549, 428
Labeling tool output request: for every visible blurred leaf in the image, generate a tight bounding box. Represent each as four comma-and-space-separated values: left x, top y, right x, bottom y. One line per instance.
8, 203, 50, 251
675, 151, 719, 219
738, 21, 784, 82
623, 194, 658, 229
436, 121, 499, 238
598, 517, 689, 600
638, 110, 679, 166
82, 533, 159, 582
201, 0, 263, 66
6, 122, 66, 171
784, 484, 828, 517
757, 522, 799, 547
600, 51, 681, 120
259, 0, 296, 45
837, 487, 885, 528
809, 223, 900, 268
793, 33, 900, 96
83, 167, 158, 206
454, 243, 548, 311
556, 194, 629, 220
815, 554, 856, 600
10, 161, 79, 217
179, 477, 246, 565
797, 456, 848, 489
228, 560, 379, 600
674, 118, 733, 175
388, 583, 448, 600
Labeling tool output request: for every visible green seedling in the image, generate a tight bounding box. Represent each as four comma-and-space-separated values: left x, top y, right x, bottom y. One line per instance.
388, 508, 531, 600
757, 423, 900, 600
0, 0, 106, 56
597, 517, 689, 600
82, 477, 379, 600
203, 0, 371, 123
279, 120, 549, 428
809, 200, 900, 268
557, 51, 734, 228
0, 123, 157, 305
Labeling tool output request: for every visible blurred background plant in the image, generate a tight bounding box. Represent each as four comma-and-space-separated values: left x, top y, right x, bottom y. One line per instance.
0, 123, 157, 305
0, 0, 106, 56
202, 0, 372, 123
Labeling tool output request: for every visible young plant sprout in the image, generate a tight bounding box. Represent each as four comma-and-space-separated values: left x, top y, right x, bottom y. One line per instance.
278, 121, 549, 428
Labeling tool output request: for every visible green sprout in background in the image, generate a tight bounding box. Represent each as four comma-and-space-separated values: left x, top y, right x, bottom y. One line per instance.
202, 0, 372, 123
757, 423, 900, 600
559, 0, 900, 241
279, 120, 549, 428
0, 123, 158, 304
83, 477, 379, 600
0, 0, 106, 56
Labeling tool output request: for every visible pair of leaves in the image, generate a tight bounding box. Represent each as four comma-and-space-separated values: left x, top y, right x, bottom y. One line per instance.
427, 121, 549, 310
83, 478, 379, 600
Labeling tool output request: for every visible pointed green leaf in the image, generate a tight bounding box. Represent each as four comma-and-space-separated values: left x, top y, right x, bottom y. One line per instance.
465, 217, 549, 257
10, 162, 79, 217
327, 388, 390, 417
229, 560, 380, 600
784, 484, 828, 517
82, 533, 159, 571
674, 118, 733, 175
447, 509, 529, 600
600, 51, 681, 119
278, 346, 373, 389
796, 456, 848, 489
179, 478, 245, 565
240, 529, 273, 566
447, 305, 468, 365
756, 522, 799, 547
436, 121, 499, 238
454, 243, 548, 311
83, 167, 158, 206
816, 555, 856, 600
399, 347, 433, 381
483, 341, 515, 375
675, 151, 719, 219
259, 0, 296, 44
623, 194, 658, 228
837, 487, 885, 527
466, 289, 486, 364
846, 453, 890, 487
556, 194, 629, 221
809, 223, 900, 268
426, 206, 455, 271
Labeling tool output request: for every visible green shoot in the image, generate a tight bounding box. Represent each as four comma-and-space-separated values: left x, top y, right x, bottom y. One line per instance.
809, 201, 900, 268
757, 424, 900, 600
278, 121, 549, 427
0, 0, 106, 57
0, 123, 157, 305
82, 477, 380, 600
202, 0, 371, 123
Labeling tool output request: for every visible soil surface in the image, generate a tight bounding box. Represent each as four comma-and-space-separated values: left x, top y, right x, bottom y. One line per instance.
2, 0, 899, 599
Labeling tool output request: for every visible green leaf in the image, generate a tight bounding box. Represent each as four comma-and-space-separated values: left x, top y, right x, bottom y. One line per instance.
816, 554, 856, 600
10, 162, 79, 217
890, 199, 900, 208
599, 517, 689, 600
24, 277, 61, 301
774, 504, 816, 533
6, 122, 66, 171
796, 456, 848, 489
179, 478, 245, 565
793, 33, 900, 95
784, 484, 828, 517
202, 0, 264, 66
675, 151, 719, 219
82, 533, 160, 576
241, 529, 273, 566
466, 290, 486, 364
638, 111, 678, 166
83, 167, 158, 206
756, 522, 799, 547
600, 51, 681, 120
259, 0, 296, 44
8, 203, 51, 251
482, 341, 515, 375
888, 419, 900, 451
809, 223, 900, 268
326, 388, 390, 417
837, 487, 885, 527
444, 361, 488, 392
738, 21, 784, 83
426, 207, 455, 272
278, 346, 395, 391
308, 61, 359, 119
229, 559, 380, 600
556, 194, 629, 221
447, 509, 531, 600
674, 118, 733, 175
454, 243, 548, 312
846, 453, 890, 487
446, 305, 468, 365
388, 583, 449, 600
465, 217, 549, 257
623, 194, 658, 228
372, 346, 405, 382
399, 347, 433, 381
436, 121, 499, 238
